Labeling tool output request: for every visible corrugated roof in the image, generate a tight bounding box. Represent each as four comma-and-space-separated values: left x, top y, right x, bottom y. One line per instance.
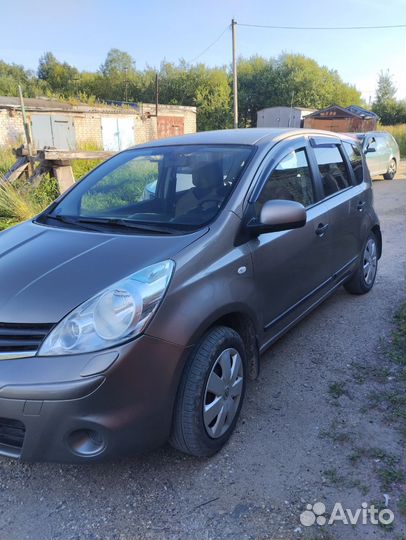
346, 105, 378, 119
0, 96, 141, 114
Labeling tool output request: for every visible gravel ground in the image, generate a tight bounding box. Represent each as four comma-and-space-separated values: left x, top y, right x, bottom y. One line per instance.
0, 167, 405, 540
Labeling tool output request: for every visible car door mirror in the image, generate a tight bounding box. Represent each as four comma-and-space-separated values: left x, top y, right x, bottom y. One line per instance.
364, 137, 377, 154
365, 146, 376, 154
248, 200, 306, 235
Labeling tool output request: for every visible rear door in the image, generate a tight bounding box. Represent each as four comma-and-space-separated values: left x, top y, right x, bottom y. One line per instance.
247, 137, 334, 335
377, 134, 392, 173
309, 138, 364, 278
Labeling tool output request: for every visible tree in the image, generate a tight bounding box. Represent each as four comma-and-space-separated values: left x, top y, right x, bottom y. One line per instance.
100, 49, 135, 77
372, 71, 405, 124
37, 52, 79, 95
0, 61, 45, 97
375, 70, 397, 103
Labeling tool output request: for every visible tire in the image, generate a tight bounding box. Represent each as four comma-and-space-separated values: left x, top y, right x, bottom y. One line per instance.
344, 232, 378, 295
170, 326, 246, 457
383, 158, 396, 180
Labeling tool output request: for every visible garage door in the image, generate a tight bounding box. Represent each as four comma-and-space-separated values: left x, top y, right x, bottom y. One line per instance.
101, 117, 135, 151
31, 114, 75, 150
157, 116, 184, 139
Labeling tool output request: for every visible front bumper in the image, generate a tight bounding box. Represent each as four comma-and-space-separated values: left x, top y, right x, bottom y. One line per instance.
0, 335, 189, 462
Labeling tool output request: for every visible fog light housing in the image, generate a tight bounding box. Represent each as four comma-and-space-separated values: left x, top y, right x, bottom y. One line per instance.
67, 429, 105, 457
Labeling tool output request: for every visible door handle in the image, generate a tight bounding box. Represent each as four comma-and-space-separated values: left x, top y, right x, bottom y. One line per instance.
315, 223, 329, 237
357, 200, 366, 211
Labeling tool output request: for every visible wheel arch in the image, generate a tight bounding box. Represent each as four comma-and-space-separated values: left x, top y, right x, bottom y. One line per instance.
371, 224, 382, 259
184, 308, 260, 382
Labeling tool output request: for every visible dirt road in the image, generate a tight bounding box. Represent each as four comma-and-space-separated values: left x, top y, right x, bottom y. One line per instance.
0, 171, 405, 540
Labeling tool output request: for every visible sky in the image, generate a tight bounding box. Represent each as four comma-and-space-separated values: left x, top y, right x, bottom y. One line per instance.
1, 0, 405, 102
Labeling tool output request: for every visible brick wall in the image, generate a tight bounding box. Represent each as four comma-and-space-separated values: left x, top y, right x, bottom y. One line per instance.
140, 103, 197, 139
0, 109, 25, 146
0, 103, 197, 149
74, 114, 103, 148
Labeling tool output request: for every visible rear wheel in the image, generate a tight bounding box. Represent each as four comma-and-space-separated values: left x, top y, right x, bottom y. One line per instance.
170, 326, 246, 457
344, 232, 378, 295
383, 159, 396, 180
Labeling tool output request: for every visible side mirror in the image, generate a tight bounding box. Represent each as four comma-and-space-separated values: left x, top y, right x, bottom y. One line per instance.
365, 146, 376, 154
364, 137, 377, 154
248, 199, 306, 235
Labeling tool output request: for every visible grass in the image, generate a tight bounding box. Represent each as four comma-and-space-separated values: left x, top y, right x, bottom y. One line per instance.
71, 141, 104, 181
0, 175, 58, 230
0, 147, 16, 176
328, 382, 347, 399
320, 419, 353, 444
378, 124, 406, 158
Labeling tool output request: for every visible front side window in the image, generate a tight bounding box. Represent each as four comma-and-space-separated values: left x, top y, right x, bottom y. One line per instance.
343, 142, 364, 184
45, 145, 253, 232
257, 148, 315, 211
314, 146, 352, 196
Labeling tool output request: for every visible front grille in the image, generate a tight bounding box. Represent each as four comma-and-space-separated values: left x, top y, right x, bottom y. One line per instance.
0, 322, 53, 355
0, 418, 25, 450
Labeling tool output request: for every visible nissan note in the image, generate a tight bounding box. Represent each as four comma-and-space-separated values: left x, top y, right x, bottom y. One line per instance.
0, 128, 381, 462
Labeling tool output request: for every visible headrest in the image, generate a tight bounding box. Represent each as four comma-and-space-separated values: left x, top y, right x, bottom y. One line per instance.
192, 161, 223, 190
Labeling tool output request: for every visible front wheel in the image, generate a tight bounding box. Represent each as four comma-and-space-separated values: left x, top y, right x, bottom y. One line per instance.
383, 159, 396, 180
170, 326, 246, 457
344, 232, 378, 295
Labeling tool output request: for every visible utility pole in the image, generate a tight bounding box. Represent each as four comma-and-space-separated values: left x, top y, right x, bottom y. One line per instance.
124, 67, 129, 102
288, 90, 295, 127
231, 19, 238, 129
18, 85, 33, 175
155, 72, 159, 118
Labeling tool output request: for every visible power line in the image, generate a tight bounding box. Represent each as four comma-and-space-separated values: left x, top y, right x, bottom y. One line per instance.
238, 22, 405, 30
189, 25, 230, 63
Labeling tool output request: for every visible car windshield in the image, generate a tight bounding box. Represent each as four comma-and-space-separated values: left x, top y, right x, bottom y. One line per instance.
44, 144, 253, 232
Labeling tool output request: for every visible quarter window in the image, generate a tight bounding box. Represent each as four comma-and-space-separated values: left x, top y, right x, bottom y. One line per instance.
343, 142, 364, 184
257, 148, 315, 209
314, 146, 352, 196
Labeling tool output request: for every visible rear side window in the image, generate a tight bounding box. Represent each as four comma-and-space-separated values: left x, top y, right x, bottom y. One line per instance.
314, 146, 352, 196
343, 142, 364, 184
257, 148, 315, 209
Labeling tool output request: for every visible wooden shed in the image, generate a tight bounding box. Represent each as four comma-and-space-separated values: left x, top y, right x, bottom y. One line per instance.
303, 105, 377, 132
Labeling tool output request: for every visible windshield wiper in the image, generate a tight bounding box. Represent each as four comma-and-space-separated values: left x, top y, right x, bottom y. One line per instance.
43, 214, 104, 232
71, 216, 177, 234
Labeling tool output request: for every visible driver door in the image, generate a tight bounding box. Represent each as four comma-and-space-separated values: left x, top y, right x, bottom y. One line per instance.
248, 138, 334, 336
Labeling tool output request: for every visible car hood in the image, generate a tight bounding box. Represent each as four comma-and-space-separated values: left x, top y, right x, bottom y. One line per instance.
0, 221, 207, 324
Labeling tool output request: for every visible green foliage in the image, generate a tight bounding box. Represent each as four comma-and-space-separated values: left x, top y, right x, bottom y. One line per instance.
0, 60, 46, 97
236, 54, 362, 126
375, 70, 397, 102
38, 52, 79, 96
0, 49, 365, 132
81, 158, 158, 213
379, 124, 406, 158
100, 49, 136, 77
0, 147, 16, 175
372, 71, 406, 125
0, 180, 46, 230
71, 141, 104, 181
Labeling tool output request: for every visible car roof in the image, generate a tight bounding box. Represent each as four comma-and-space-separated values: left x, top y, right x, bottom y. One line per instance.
354, 131, 391, 137
134, 128, 346, 149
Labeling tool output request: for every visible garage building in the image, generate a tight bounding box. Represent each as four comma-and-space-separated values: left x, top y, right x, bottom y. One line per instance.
0, 96, 196, 151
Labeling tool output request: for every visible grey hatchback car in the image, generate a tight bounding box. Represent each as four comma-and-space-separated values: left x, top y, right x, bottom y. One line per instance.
0, 128, 381, 462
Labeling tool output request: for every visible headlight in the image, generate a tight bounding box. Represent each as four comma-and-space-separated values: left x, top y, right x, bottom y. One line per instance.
38, 260, 174, 356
